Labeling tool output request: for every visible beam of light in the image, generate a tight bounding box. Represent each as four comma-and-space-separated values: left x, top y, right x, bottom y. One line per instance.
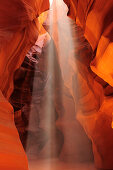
27, 0, 78, 169
49, 0, 53, 7
51, 0, 77, 92
50, 0, 78, 160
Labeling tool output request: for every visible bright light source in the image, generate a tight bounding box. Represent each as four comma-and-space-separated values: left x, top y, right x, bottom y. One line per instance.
49, 0, 53, 7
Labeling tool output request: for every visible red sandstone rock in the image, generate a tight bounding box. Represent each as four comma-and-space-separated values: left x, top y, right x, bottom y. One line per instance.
0, 0, 49, 169
63, 0, 113, 169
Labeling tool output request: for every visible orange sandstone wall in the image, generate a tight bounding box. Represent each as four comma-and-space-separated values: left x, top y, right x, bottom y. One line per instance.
63, 0, 113, 169
0, 0, 49, 169
64, 0, 113, 86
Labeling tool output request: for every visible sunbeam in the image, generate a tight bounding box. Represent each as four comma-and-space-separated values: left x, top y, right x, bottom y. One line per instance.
49, 0, 53, 7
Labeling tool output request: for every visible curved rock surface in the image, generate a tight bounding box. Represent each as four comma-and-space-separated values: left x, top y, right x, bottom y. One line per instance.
63, 0, 113, 169
0, 0, 49, 169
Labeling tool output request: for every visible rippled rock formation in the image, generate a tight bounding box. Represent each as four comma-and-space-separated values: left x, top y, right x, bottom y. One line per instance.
0, 0, 49, 169
63, 0, 113, 169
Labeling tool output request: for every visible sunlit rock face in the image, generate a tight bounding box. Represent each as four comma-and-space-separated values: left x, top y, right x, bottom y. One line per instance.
63, 0, 113, 169
0, 0, 49, 169
64, 0, 113, 86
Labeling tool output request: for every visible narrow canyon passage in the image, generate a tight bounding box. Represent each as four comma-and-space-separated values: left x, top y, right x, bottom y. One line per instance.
3, 0, 112, 169
13, 0, 96, 169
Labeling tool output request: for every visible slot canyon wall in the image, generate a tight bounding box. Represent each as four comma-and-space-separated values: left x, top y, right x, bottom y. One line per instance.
0, 0, 49, 169
62, 0, 113, 169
